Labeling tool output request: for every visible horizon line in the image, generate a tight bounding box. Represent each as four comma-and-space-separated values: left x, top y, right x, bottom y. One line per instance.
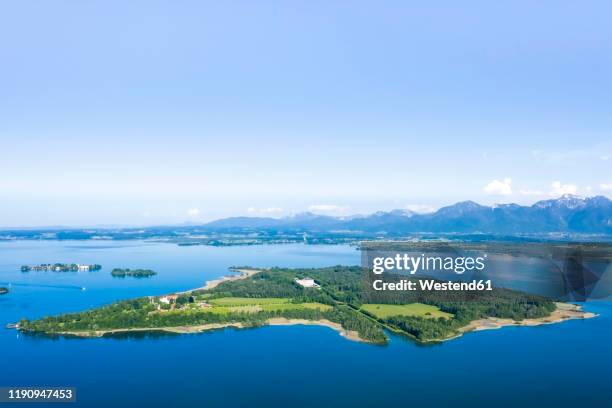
0, 193, 607, 230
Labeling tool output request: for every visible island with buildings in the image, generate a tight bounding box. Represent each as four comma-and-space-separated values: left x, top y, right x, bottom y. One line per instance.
111, 268, 157, 278
21, 263, 102, 272
16, 266, 596, 344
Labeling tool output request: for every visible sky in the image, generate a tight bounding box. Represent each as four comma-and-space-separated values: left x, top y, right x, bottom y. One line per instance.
1, 1, 611, 227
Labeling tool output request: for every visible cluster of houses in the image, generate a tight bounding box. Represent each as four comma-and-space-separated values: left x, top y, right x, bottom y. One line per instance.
153, 294, 212, 310
158, 294, 177, 305
21, 263, 102, 272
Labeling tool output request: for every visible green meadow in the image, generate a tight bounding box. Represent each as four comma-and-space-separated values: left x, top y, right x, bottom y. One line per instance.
208, 297, 290, 306
361, 303, 453, 320
204, 297, 331, 314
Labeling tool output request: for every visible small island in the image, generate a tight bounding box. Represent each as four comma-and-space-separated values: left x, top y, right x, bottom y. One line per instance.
16, 266, 596, 344
111, 268, 157, 278
0, 287, 8, 295
21, 263, 102, 272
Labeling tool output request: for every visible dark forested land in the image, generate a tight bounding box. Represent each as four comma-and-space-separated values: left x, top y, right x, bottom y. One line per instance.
19, 266, 556, 344
111, 268, 157, 278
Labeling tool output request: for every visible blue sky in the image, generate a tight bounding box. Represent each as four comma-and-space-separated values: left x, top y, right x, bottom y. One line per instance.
1, 1, 611, 226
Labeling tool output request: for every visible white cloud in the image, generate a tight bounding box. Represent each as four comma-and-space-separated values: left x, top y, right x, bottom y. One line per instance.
308, 204, 349, 214
600, 183, 612, 191
404, 204, 436, 213
246, 207, 284, 216
550, 181, 577, 196
483, 178, 513, 195
187, 208, 201, 216
601, 155, 610, 161
519, 181, 581, 197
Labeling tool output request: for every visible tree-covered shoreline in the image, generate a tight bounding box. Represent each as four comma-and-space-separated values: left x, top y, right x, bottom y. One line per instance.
111, 268, 157, 278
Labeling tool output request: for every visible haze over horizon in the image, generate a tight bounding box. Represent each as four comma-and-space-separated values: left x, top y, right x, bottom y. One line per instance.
1, 1, 611, 227
1, 194, 609, 229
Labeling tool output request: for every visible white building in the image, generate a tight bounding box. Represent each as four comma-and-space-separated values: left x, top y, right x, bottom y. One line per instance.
159, 294, 177, 305
295, 278, 320, 288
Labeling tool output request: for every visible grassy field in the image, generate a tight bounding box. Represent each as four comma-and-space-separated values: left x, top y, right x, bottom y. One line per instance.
261, 302, 331, 312
361, 303, 453, 320
208, 297, 290, 306
203, 297, 331, 314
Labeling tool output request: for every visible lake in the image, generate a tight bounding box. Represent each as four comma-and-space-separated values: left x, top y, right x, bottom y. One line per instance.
1, 241, 610, 407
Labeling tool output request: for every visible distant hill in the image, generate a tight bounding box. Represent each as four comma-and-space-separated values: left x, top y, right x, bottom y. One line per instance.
202, 195, 612, 235
2, 195, 610, 241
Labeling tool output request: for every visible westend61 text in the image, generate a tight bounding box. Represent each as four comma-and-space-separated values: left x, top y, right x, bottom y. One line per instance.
372, 279, 493, 291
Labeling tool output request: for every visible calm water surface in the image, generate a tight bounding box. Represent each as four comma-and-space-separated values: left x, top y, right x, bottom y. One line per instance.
1, 241, 610, 407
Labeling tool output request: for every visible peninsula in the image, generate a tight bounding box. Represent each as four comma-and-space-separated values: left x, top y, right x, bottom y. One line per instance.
17, 266, 595, 344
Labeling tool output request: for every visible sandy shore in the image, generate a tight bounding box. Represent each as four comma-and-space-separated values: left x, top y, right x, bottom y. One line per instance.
266, 318, 364, 342
201, 268, 261, 290
457, 302, 597, 336
56, 322, 246, 337
176, 268, 262, 294
55, 319, 366, 342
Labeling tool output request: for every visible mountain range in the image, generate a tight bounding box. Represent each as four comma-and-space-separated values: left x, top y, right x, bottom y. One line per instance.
203, 195, 612, 235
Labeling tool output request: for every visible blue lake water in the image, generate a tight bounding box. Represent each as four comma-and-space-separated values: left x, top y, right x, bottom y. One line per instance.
1, 241, 610, 407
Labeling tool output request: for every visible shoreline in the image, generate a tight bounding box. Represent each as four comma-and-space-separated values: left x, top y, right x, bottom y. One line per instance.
266, 318, 364, 342
18, 302, 597, 344
204, 268, 261, 290
186, 268, 262, 293
48, 318, 365, 342
449, 302, 597, 341
53, 323, 246, 337
28, 303, 595, 343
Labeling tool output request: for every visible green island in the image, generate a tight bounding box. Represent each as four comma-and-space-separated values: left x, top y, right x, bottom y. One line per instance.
0, 287, 8, 295
17, 266, 595, 344
111, 268, 157, 278
21, 263, 102, 272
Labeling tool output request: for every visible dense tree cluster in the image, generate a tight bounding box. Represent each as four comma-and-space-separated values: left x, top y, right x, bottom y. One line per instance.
111, 268, 157, 278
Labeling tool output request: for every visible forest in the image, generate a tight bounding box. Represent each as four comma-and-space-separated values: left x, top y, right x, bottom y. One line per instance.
110, 268, 157, 278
